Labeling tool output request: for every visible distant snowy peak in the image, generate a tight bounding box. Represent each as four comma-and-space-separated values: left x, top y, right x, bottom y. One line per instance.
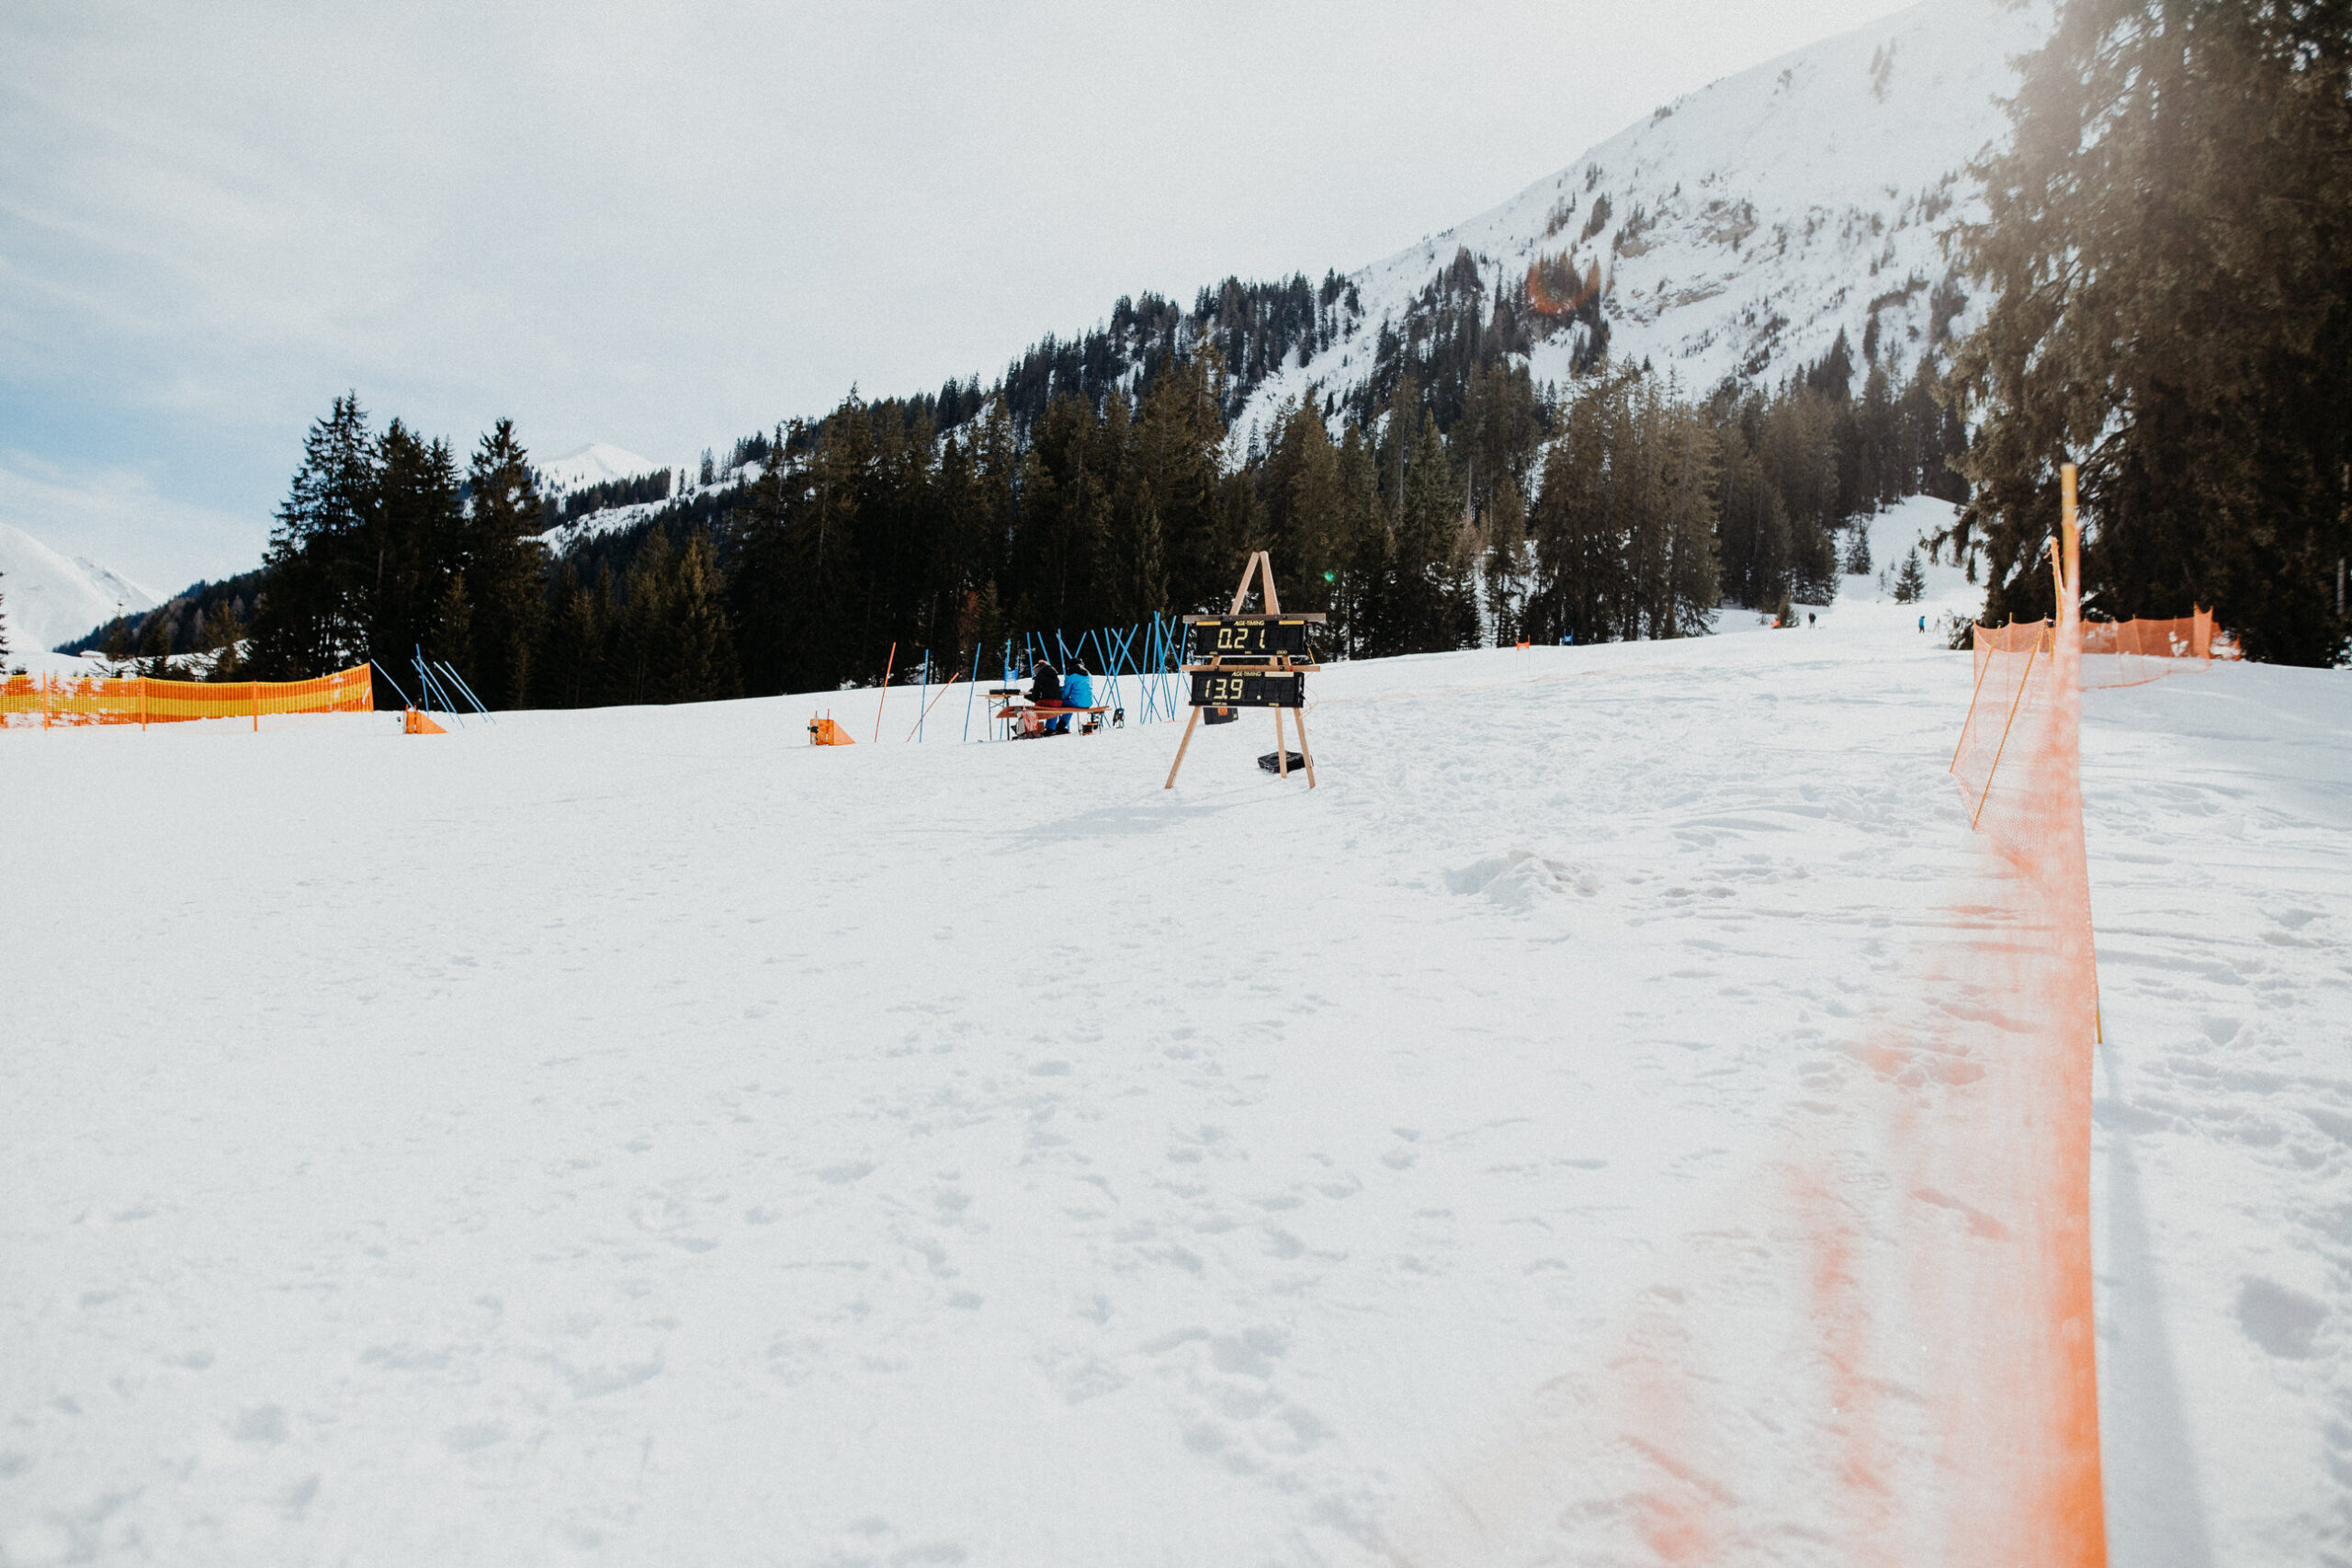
1240, 0, 2051, 434
0, 522, 159, 657
534, 443, 663, 496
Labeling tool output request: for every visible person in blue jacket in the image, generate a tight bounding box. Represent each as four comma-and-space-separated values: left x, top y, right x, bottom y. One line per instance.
1057, 660, 1093, 735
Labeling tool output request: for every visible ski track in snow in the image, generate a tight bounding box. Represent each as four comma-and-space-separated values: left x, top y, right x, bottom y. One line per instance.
2, 526, 2346, 1564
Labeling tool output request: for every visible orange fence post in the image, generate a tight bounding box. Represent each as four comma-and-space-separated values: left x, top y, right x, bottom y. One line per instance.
873, 642, 897, 742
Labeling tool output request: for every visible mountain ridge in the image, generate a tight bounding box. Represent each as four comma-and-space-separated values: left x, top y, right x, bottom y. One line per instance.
0, 521, 160, 663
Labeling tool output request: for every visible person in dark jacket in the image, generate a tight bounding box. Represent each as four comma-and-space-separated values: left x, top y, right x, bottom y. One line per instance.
1027, 660, 1062, 736
1029, 660, 1062, 706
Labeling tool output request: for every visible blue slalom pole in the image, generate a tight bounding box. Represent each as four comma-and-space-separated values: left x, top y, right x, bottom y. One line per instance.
1092, 626, 1123, 722
916, 650, 929, 742
370, 659, 416, 713
440, 661, 494, 720
413, 648, 459, 727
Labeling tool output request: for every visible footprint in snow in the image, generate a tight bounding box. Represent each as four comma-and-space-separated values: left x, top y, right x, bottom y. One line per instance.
1445, 851, 1599, 909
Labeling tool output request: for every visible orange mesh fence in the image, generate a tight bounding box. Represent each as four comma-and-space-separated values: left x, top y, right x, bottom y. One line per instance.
2080, 606, 2230, 689
1934, 527, 2106, 1566
0, 665, 374, 729
1952, 618, 2054, 829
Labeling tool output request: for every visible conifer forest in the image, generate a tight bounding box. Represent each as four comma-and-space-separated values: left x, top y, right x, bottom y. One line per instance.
219, 319, 1964, 710
111, 0, 2348, 695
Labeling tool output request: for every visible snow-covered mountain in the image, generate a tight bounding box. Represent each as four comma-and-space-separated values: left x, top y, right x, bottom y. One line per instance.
533, 442, 663, 499
0, 521, 159, 660
1234, 0, 2049, 434
541, 0, 2049, 543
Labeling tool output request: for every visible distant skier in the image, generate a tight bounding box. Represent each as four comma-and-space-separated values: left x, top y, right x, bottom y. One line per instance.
1919, 614, 1928, 633
1807, 612, 1816, 627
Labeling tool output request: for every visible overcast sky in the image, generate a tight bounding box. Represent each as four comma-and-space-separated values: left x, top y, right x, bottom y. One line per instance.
1, 0, 1917, 591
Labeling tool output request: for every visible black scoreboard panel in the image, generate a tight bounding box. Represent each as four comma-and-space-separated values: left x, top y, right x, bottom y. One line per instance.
1187, 617, 1312, 662
1190, 671, 1306, 709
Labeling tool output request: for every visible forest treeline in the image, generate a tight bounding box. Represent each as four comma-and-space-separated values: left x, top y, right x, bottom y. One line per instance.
198, 327, 1960, 707
49, 0, 2350, 678
1950, 0, 2349, 665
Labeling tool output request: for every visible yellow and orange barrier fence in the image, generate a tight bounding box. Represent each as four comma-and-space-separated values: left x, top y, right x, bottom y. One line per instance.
0, 665, 374, 730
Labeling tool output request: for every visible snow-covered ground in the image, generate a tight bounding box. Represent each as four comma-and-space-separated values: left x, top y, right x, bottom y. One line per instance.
3, 558, 2346, 1564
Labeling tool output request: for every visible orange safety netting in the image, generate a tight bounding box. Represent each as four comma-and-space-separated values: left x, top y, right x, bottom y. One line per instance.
1369, 516, 2117, 1565
1925, 513, 2106, 1566
2080, 607, 2233, 688
0, 665, 374, 729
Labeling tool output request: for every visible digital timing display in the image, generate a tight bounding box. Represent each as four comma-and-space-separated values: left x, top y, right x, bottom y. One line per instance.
1187, 617, 1312, 662
1190, 671, 1306, 709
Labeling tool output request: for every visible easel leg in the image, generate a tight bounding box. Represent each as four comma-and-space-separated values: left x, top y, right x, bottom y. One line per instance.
1164, 705, 1203, 790
1294, 705, 1317, 789
1274, 705, 1289, 777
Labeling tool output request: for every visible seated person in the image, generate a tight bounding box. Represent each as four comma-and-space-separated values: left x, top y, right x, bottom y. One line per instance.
1058, 660, 1093, 735
1025, 660, 1062, 737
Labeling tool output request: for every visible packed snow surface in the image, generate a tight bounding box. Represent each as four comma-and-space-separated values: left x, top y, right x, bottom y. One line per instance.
0, 523, 158, 660
4, 520, 2346, 1564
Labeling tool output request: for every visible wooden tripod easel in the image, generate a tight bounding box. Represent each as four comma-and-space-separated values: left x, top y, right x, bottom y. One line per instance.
1163, 551, 1318, 790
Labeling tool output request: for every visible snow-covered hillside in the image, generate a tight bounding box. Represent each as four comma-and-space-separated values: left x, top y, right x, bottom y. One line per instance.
0, 522, 158, 662
532, 443, 663, 500
5, 600, 2347, 1563
1239, 0, 2049, 434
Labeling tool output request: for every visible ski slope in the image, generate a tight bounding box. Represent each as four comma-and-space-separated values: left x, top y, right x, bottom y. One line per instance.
2, 547, 2346, 1564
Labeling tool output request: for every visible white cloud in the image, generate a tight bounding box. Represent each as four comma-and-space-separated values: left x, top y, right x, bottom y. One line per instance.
0, 450, 264, 593
0, 0, 1915, 576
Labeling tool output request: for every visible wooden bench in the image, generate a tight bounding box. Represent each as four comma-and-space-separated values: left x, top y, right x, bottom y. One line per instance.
990, 697, 1117, 739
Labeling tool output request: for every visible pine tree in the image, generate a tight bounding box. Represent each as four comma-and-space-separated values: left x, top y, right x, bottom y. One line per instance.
464, 420, 548, 708
1894, 550, 1927, 604
369, 420, 467, 674
667, 530, 741, 703
249, 393, 375, 682
136, 613, 174, 678
1950, 0, 2351, 664
203, 597, 249, 681
610, 525, 674, 705
430, 572, 473, 677
1332, 423, 1386, 657
1391, 410, 1476, 652
535, 561, 596, 707
1844, 521, 1872, 576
